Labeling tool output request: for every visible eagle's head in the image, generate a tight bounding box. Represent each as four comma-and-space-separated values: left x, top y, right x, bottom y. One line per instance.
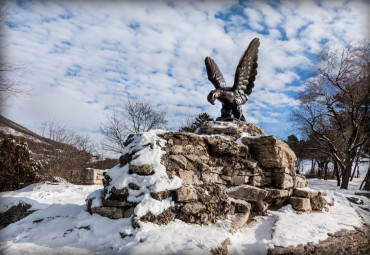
207, 89, 222, 105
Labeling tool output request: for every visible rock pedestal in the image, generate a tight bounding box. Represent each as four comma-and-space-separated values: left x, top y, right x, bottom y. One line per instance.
86, 121, 328, 231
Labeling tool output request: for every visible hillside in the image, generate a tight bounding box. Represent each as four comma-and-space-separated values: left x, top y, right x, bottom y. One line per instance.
0, 115, 118, 185
0, 115, 79, 157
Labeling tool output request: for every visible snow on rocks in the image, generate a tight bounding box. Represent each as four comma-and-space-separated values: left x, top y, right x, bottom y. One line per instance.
87, 121, 317, 231
0, 175, 368, 254
87, 130, 182, 221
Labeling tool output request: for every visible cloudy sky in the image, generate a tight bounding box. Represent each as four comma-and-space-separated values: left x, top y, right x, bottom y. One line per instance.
2, 0, 369, 148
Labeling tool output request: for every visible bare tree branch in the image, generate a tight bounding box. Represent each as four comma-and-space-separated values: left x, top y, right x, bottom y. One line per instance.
100, 98, 167, 155
291, 42, 370, 189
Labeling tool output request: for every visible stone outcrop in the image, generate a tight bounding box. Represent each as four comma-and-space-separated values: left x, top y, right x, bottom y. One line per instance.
290, 188, 328, 212
87, 121, 329, 230
268, 224, 370, 255
0, 203, 36, 229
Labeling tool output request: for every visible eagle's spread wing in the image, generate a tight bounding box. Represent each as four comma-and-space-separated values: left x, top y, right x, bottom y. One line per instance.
205, 56, 226, 89
232, 38, 260, 105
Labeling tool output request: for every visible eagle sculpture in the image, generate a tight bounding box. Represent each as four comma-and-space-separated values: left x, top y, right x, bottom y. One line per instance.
205, 38, 260, 122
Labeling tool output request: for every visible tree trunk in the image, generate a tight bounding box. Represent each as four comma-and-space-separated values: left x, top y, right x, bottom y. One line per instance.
350, 156, 359, 181
334, 161, 341, 186
324, 161, 328, 180
361, 167, 370, 190
340, 160, 353, 189
310, 158, 316, 174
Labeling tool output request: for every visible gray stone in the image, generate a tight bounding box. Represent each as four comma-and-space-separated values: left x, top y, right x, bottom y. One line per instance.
244, 159, 258, 169
295, 175, 309, 188
129, 164, 153, 175
178, 169, 194, 185
171, 145, 183, 154
260, 176, 273, 186
202, 172, 223, 184
294, 188, 319, 198
119, 153, 132, 166
242, 136, 296, 170
230, 198, 251, 213
0, 203, 35, 230
231, 176, 249, 186
250, 175, 262, 186
311, 196, 327, 211
265, 188, 289, 199
209, 166, 224, 174
255, 200, 269, 214
290, 197, 311, 212
186, 154, 201, 163
274, 173, 294, 189
181, 202, 206, 214
169, 155, 188, 169
128, 183, 140, 190
91, 206, 125, 219
221, 175, 232, 182
176, 187, 198, 202
227, 185, 269, 202
151, 190, 171, 201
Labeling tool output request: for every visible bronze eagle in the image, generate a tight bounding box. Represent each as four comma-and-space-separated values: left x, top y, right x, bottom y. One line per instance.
205, 38, 260, 122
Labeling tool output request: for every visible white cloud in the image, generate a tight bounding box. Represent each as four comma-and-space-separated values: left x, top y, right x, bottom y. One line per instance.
244, 7, 264, 31
2, 0, 369, 146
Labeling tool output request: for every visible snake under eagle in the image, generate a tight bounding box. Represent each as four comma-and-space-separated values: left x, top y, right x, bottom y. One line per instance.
205, 38, 260, 122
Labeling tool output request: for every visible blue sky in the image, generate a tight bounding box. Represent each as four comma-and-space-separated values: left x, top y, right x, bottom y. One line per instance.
2, 0, 369, 151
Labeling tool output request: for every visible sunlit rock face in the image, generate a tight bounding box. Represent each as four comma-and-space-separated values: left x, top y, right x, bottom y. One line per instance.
87, 121, 328, 231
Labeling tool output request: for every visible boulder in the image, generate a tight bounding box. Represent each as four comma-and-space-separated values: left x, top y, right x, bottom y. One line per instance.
311, 195, 327, 211
230, 176, 249, 186
274, 173, 294, 189
176, 187, 198, 202
295, 175, 309, 188
289, 197, 312, 212
227, 185, 269, 202
90, 206, 134, 219
230, 198, 251, 213
0, 203, 36, 230
129, 164, 153, 175
242, 136, 296, 170
294, 188, 319, 198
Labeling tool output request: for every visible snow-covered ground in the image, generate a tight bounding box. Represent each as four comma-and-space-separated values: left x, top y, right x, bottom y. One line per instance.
0, 177, 369, 255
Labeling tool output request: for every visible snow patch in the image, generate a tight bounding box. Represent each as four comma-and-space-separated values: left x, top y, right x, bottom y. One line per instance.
102, 130, 182, 217
0, 126, 48, 145
134, 194, 174, 218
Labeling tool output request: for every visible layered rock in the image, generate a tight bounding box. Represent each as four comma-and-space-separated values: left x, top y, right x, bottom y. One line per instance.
290, 188, 329, 212
87, 121, 328, 230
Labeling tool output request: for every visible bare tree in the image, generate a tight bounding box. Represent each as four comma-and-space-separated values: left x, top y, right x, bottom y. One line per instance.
40, 118, 95, 183
0, 0, 26, 108
292, 42, 369, 189
100, 98, 167, 154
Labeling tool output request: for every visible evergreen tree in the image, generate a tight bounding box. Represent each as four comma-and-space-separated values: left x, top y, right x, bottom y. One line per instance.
180, 112, 214, 133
